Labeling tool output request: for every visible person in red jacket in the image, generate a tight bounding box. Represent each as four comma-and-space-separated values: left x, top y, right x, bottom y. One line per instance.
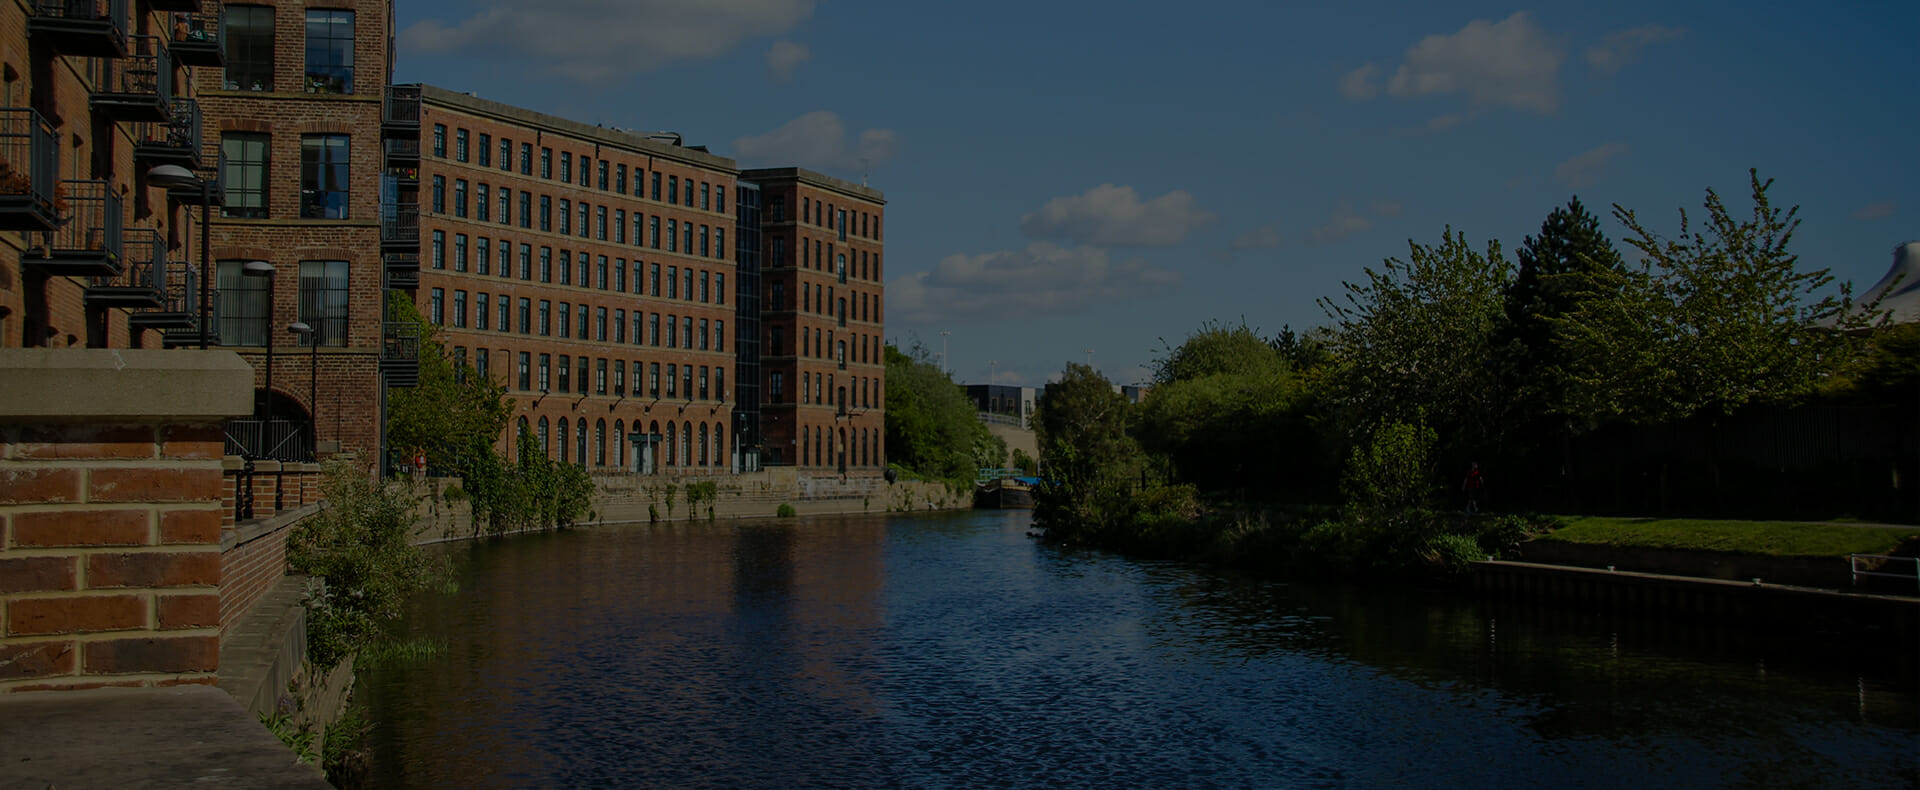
1462, 462, 1484, 514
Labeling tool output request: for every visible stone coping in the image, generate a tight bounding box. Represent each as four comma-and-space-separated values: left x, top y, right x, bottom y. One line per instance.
225, 503, 323, 553
0, 349, 253, 422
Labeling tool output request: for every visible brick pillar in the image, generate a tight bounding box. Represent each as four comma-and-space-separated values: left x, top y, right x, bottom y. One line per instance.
0, 350, 253, 693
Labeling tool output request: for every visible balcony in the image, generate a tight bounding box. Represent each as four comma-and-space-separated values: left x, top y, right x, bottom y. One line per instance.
132, 96, 201, 170
381, 200, 419, 251
84, 227, 163, 308
0, 108, 60, 232
147, 0, 198, 11
27, 0, 130, 58
164, 163, 224, 207
160, 289, 217, 346
131, 261, 201, 331
384, 251, 420, 290
165, 7, 222, 67
382, 85, 422, 135
89, 35, 172, 123
384, 137, 420, 166
381, 321, 422, 387
20, 179, 123, 277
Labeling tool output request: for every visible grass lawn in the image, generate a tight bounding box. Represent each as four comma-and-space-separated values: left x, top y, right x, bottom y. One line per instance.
1541, 517, 1913, 557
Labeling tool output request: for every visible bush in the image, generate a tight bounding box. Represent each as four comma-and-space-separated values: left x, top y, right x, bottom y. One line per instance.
287, 461, 439, 669
776, 503, 796, 518
1426, 532, 1485, 575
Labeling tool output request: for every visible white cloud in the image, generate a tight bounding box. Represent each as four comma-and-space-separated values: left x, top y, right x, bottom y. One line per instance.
765, 40, 810, 83
1852, 201, 1896, 221
401, 0, 815, 83
888, 243, 1182, 325
1586, 24, 1686, 74
731, 111, 900, 174
1020, 184, 1216, 247
1377, 11, 1566, 115
1229, 223, 1284, 252
1554, 142, 1631, 189
1339, 63, 1380, 100
1306, 199, 1402, 246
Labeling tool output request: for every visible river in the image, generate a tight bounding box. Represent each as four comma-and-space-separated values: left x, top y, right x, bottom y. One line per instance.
360, 510, 1917, 789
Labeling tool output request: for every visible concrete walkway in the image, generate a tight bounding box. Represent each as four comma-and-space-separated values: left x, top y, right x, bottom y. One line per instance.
0, 685, 331, 790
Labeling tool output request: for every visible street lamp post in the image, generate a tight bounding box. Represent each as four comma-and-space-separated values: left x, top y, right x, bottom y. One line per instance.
242, 261, 275, 455
940, 329, 951, 378
289, 320, 317, 458
145, 164, 213, 349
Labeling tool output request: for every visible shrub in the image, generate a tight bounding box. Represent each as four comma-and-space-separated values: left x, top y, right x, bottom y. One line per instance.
1426, 532, 1485, 575
776, 503, 796, 518
287, 461, 439, 668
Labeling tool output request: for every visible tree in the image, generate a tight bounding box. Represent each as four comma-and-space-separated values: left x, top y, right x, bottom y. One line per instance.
883, 342, 999, 483
1503, 197, 1626, 425
384, 298, 512, 474
1320, 228, 1514, 457
1551, 170, 1882, 424
1032, 363, 1140, 542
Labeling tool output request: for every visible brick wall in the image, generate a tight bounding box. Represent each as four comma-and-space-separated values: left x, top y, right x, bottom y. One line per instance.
218, 460, 323, 631
0, 350, 250, 693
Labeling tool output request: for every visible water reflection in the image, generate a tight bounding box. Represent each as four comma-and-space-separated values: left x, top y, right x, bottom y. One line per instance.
362, 511, 1918, 789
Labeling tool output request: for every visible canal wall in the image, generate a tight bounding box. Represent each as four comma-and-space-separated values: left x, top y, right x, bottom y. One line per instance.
407, 469, 970, 541
1514, 540, 1862, 589
1471, 560, 1918, 643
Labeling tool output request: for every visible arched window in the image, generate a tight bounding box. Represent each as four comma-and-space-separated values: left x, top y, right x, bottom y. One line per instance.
538, 417, 551, 459
614, 420, 625, 468
698, 423, 708, 467
713, 424, 725, 469
596, 419, 608, 466
800, 425, 807, 467
682, 421, 692, 468
576, 418, 587, 467
838, 427, 847, 471
665, 422, 676, 466
649, 420, 661, 470
814, 426, 823, 467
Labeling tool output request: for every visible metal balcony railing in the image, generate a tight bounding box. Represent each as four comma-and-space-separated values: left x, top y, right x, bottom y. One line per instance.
161, 288, 218, 346
132, 96, 201, 170
165, 6, 222, 67
384, 252, 420, 290
383, 85, 422, 132
28, 0, 130, 58
85, 227, 164, 307
225, 418, 314, 462
89, 34, 171, 123
22, 179, 123, 277
381, 320, 422, 387
0, 108, 59, 231
131, 260, 200, 330
385, 137, 420, 163
382, 200, 420, 248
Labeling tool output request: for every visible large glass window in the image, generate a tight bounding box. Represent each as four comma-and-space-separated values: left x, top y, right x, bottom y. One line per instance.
216, 260, 271, 347
221, 132, 269, 219
224, 5, 274, 91
295, 261, 347, 347
303, 10, 355, 94
299, 134, 350, 219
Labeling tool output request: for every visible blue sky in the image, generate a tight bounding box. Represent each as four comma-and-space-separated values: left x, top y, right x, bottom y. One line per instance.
393, 1, 1919, 388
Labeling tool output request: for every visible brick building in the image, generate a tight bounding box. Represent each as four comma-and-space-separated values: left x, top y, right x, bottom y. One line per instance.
413, 95, 888, 477
745, 168, 886, 472
0, 0, 415, 465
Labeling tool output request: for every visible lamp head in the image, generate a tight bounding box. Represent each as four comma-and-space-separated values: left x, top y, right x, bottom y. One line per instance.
146, 164, 201, 190
242, 260, 275, 278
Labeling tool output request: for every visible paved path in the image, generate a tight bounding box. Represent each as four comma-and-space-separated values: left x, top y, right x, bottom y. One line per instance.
0, 685, 330, 790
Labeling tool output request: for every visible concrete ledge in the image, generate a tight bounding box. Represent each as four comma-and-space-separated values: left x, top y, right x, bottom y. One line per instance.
0, 349, 253, 422
225, 503, 323, 553
219, 575, 312, 719
0, 685, 331, 789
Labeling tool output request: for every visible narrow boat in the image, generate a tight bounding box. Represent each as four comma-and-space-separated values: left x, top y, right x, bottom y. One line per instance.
973, 476, 1037, 509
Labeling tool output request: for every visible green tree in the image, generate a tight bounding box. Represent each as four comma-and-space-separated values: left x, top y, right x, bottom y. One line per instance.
1320, 228, 1514, 457
287, 461, 438, 668
1551, 170, 1882, 423
384, 298, 513, 474
1032, 363, 1141, 543
1135, 321, 1324, 500
1503, 197, 1625, 424
884, 342, 998, 483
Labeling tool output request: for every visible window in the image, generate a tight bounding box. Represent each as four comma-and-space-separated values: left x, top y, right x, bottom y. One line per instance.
476, 293, 490, 330
560, 153, 572, 184
683, 223, 693, 253
715, 228, 725, 261
716, 369, 725, 402
452, 290, 467, 328
597, 256, 609, 290
476, 349, 489, 379
430, 175, 445, 214
668, 176, 678, 205
538, 300, 551, 336
616, 259, 627, 292
576, 304, 589, 340
596, 206, 608, 240
699, 367, 709, 400
838, 209, 847, 241
557, 355, 571, 393
667, 268, 677, 300
477, 237, 490, 275
616, 164, 627, 194
700, 271, 710, 303
538, 354, 551, 392
699, 225, 709, 258
519, 244, 532, 280
477, 134, 491, 167
682, 316, 693, 350
519, 192, 532, 228
539, 196, 552, 231
453, 179, 468, 218
769, 196, 785, 221
715, 274, 725, 305
666, 364, 677, 397
598, 160, 609, 190
578, 155, 591, 187
698, 319, 709, 350
558, 302, 570, 337
497, 187, 510, 225
538, 417, 550, 457
650, 363, 661, 397
714, 320, 724, 352
453, 129, 468, 162
771, 282, 784, 310
701, 182, 710, 211
477, 184, 490, 222
650, 263, 661, 296
770, 371, 784, 402
615, 310, 626, 343
718, 186, 727, 212
304, 10, 355, 93
667, 220, 677, 253
295, 260, 348, 347
614, 361, 626, 396
431, 125, 446, 158
424, 229, 438, 271
518, 298, 531, 334
649, 217, 661, 249
649, 313, 660, 347
221, 133, 269, 218
225, 6, 275, 90
453, 233, 468, 272
429, 288, 444, 325
518, 352, 531, 391
651, 172, 661, 201
500, 138, 512, 171
559, 200, 571, 235
770, 326, 783, 356
497, 297, 510, 333
521, 143, 533, 175
596, 359, 608, 395
615, 210, 627, 244
665, 314, 676, 348
540, 147, 553, 179
299, 134, 350, 219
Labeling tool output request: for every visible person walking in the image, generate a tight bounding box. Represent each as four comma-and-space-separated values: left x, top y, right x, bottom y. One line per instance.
1462, 462, 1484, 514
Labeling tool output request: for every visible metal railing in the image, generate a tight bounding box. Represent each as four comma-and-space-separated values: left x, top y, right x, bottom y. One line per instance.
0, 108, 59, 228
87, 227, 163, 297
383, 84, 422, 128
1850, 554, 1920, 594
166, 6, 221, 57
382, 320, 422, 362
382, 200, 420, 245
225, 418, 314, 462
91, 34, 172, 114
385, 137, 420, 161
132, 95, 199, 164
33, 179, 124, 264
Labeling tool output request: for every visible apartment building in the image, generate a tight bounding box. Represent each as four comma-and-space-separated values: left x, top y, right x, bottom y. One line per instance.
0, 0, 414, 464
414, 86, 745, 474
744, 168, 886, 473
